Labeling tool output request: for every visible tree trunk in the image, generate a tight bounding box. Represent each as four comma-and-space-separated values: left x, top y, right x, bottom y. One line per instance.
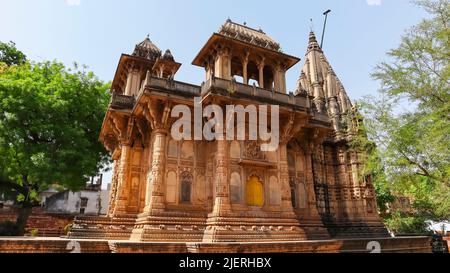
16, 203, 32, 236
16, 175, 32, 236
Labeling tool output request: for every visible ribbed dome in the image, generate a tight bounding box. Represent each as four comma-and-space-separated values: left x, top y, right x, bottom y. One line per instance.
132, 35, 162, 61
218, 19, 281, 52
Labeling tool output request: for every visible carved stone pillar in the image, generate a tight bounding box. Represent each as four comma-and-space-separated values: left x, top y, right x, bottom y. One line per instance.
279, 144, 295, 213
242, 52, 249, 85
125, 72, 133, 95
113, 144, 131, 215
144, 129, 167, 212
281, 68, 287, 94
349, 151, 364, 216
274, 64, 281, 92
242, 59, 248, 85
125, 68, 141, 96
258, 61, 265, 89
211, 139, 231, 215
214, 48, 231, 80
303, 144, 322, 219
205, 58, 214, 81
107, 159, 120, 217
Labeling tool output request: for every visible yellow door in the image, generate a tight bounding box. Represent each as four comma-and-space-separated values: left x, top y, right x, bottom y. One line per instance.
246, 176, 264, 207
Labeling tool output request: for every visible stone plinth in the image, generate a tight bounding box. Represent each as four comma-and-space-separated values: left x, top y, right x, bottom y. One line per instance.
0, 236, 432, 253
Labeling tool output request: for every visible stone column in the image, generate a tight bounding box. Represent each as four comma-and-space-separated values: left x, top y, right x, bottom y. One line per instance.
350, 151, 364, 216
113, 144, 131, 215
258, 61, 265, 89
144, 129, 167, 212
278, 144, 295, 213
281, 68, 287, 94
214, 49, 231, 80
303, 148, 322, 219
274, 65, 281, 92
211, 139, 231, 215
274, 64, 286, 93
242, 59, 248, 85
107, 159, 120, 217
125, 71, 133, 96
125, 68, 141, 96
159, 65, 165, 78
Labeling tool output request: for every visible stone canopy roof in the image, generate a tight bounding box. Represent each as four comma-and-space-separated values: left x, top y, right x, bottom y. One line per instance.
218, 19, 281, 52
132, 35, 162, 61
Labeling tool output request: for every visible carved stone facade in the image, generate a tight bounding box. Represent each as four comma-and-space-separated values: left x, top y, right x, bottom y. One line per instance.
68, 20, 389, 242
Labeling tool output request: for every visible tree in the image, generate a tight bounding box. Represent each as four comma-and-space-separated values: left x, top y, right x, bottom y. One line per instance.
0, 60, 111, 234
0, 41, 27, 66
357, 0, 450, 233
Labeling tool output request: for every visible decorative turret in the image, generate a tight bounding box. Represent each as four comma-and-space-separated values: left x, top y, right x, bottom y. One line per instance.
192, 19, 299, 93
110, 35, 183, 96
162, 49, 175, 61
152, 49, 181, 79
295, 31, 354, 138
132, 35, 162, 61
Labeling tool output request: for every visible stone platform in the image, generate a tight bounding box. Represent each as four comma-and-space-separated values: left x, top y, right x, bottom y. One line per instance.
0, 236, 431, 253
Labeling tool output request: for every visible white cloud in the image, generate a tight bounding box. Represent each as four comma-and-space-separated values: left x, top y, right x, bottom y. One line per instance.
366, 0, 382, 5
66, 0, 81, 6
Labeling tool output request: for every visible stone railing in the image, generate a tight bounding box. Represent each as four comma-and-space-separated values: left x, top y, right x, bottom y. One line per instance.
201, 77, 309, 108
311, 111, 331, 124
110, 93, 136, 110
140, 75, 201, 97
114, 75, 328, 124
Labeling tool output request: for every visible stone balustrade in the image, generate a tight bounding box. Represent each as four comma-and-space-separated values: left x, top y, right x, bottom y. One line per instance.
201, 77, 310, 109
110, 93, 136, 110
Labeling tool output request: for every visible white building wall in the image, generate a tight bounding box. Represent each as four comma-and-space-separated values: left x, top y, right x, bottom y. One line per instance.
100, 190, 109, 215
81, 191, 100, 215
44, 189, 109, 215
66, 191, 80, 214
62, 191, 100, 215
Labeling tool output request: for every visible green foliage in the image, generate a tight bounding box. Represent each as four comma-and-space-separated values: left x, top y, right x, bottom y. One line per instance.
355, 0, 450, 233
0, 221, 20, 236
0, 41, 26, 66
383, 211, 431, 235
0, 60, 111, 204
29, 228, 39, 237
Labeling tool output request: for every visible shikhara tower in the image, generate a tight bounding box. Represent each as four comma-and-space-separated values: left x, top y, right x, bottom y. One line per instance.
69, 19, 388, 242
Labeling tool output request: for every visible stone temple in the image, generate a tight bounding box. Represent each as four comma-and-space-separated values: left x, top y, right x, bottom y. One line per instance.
68, 19, 389, 243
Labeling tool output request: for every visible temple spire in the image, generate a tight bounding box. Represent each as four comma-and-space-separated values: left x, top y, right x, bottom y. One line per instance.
296, 31, 353, 137
307, 31, 323, 53
309, 31, 317, 43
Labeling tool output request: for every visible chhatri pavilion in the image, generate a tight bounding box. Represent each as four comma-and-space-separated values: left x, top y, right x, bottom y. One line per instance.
68, 19, 389, 242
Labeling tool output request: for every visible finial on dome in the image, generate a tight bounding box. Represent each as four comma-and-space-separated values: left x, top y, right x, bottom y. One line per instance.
309, 18, 314, 32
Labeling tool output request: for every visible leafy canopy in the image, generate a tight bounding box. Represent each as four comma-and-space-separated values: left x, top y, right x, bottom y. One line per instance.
0, 60, 111, 202
0, 41, 27, 66
356, 0, 450, 230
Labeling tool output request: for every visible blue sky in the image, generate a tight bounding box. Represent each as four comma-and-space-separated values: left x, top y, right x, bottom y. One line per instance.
0, 0, 428, 187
